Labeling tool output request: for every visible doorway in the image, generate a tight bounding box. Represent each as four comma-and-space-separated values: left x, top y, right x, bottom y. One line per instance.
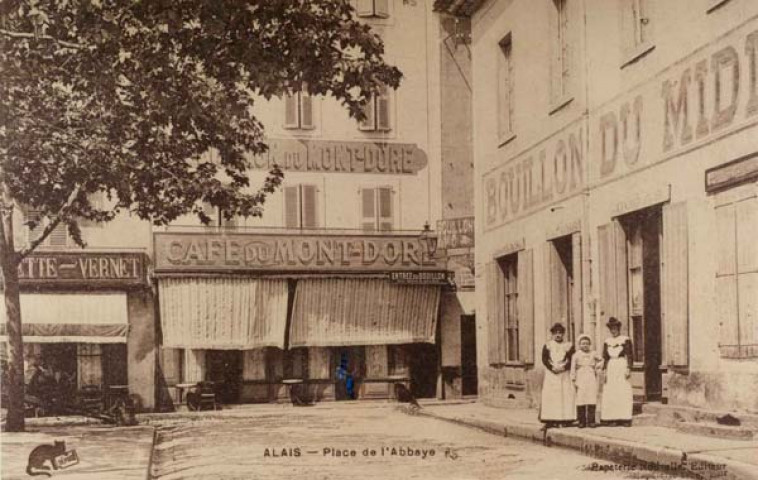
408, 343, 438, 399
620, 207, 663, 401
206, 350, 242, 404
549, 235, 577, 344
460, 315, 478, 396
333, 347, 365, 400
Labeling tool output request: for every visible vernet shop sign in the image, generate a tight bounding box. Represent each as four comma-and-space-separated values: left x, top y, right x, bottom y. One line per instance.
154, 233, 441, 273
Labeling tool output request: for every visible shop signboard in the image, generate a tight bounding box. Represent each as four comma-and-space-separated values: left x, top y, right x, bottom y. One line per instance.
16, 252, 148, 288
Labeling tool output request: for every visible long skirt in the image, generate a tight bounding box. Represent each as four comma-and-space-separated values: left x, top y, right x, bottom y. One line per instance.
600, 358, 633, 421
575, 367, 598, 406
540, 370, 575, 422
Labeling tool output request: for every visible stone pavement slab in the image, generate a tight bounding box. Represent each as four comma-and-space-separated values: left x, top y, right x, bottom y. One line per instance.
1, 425, 155, 480
418, 403, 758, 480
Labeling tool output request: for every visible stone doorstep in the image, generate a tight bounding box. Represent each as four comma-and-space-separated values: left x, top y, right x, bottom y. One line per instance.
674, 421, 755, 441
412, 410, 758, 480
642, 403, 758, 430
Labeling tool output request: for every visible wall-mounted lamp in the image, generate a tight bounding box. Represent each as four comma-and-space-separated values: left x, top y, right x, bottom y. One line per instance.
419, 221, 438, 257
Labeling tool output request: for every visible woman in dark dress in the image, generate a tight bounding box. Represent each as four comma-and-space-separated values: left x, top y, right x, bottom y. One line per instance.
539, 323, 576, 427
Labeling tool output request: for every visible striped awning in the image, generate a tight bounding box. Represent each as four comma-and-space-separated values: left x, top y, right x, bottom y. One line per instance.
158, 277, 288, 350
0, 293, 128, 343
289, 278, 441, 347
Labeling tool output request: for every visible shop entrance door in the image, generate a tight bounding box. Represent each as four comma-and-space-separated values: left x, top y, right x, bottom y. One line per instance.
460, 315, 478, 396
621, 207, 663, 402
206, 350, 242, 404
333, 347, 365, 400
408, 343, 438, 399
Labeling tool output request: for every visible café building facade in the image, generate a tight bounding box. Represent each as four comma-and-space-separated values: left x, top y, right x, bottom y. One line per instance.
454, 0, 758, 414
154, 231, 447, 405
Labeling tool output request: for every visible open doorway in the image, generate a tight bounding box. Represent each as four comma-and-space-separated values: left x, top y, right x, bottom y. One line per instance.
333, 347, 365, 400
460, 315, 478, 396
206, 350, 242, 404
620, 207, 663, 401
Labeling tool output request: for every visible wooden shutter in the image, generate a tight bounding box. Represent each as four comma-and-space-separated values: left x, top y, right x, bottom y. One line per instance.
571, 232, 584, 336
284, 94, 298, 128
550, 1, 562, 103
497, 40, 511, 140
662, 202, 689, 367
597, 222, 629, 338
300, 91, 314, 130
359, 95, 376, 131
360, 188, 376, 231
48, 223, 68, 247
374, 0, 390, 18
376, 87, 391, 131
377, 187, 393, 230
284, 186, 301, 228
301, 185, 318, 228
355, 0, 374, 16
736, 198, 758, 357
518, 249, 535, 364
715, 203, 739, 356
486, 261, 501, 365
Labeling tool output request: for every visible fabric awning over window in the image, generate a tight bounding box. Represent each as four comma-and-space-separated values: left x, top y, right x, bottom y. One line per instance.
289, 278, 441, 347
0, 293, 128, 343
158, 277, 288, 350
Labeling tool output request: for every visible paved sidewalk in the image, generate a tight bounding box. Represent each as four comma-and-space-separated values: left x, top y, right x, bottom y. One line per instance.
1, 425, 155, 480
414, 403, 758, 480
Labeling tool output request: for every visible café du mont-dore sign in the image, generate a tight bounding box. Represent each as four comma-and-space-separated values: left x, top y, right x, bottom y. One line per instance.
154, 232, 444, 274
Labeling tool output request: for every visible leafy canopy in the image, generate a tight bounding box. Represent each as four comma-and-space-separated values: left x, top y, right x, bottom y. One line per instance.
0, 0, 401, 245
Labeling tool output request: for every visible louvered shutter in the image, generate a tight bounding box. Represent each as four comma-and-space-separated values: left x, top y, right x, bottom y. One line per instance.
374, 0, 389, 18
735, 198, 758, 358
377, 187, 393, 231
302, 185, 318, 228
376, 88, 391, 131
715, 203, 738, 357
518, 249, 535, 364
360, 188, 376, 231
597, 223, 617, 341
355, 0, 374, 16
486, 261, 500, 366
571, 232, 583, 337
613, 220, 629, 333
284, 186, 301, 228
300, 91, 314, 130
497, 43, 510, 140
550, 2, 562, 103
23, 208, 43, 245
284, 94, 298, 128
48, 224, 69, 247
543, 243, 555, 337
662, 202, 689, 367
359, 96, 376, 131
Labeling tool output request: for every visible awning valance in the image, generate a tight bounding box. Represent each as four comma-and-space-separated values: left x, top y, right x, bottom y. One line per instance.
157, 277, 288, 350
0, 293, 128, 344
289, 278, 441, 347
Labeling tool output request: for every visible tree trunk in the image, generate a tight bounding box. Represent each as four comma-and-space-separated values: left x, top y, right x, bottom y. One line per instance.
0, 201, 25, 432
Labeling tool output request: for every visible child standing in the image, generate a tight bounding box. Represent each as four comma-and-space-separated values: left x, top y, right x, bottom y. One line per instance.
570, 334, 603, 428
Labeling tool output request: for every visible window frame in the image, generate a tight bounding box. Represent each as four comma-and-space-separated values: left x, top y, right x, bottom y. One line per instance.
359, 86, 392, 132
359, 186, 394, 232
497, 33, 516, 146
284, 184, 320, 229
355, 0, 390, 19
283, 89, 315, 131
619, 0, 655, 68
549, 0, 573, 112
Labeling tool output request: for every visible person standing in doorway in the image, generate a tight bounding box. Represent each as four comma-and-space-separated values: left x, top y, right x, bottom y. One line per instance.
539, 323, 576, 428
570, 334, 603, 428
600, 317, 634, 426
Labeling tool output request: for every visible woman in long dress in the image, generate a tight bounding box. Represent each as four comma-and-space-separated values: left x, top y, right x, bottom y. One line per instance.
600, 317, 634, 426
539, 323, 576, 427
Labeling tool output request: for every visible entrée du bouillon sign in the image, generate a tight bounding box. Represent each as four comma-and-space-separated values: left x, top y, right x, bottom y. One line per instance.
154, 233, 441, 273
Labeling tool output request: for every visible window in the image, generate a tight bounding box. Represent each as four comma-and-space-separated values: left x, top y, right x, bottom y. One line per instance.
497, 34, 514, 143
200, 202, 238, 228
355, 0, 389, 18
359, 86, 391, 132
550, 0, 571, 106
360, 186, 393, 231
487, 249, 535, 367
620, 0, 654, 65
284, 90, 314, 130
285, 184, 319, 229
23, 208, 71, 248
715, 194, 758, 359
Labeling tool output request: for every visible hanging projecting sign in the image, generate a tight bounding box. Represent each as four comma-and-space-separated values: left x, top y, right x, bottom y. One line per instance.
247, 138, 428, 175
436, 216, 475, 250
154, 232, 442, 273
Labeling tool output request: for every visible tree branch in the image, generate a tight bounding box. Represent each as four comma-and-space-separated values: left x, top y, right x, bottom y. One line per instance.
0, 28, 87, 50
17, 184, 82, 260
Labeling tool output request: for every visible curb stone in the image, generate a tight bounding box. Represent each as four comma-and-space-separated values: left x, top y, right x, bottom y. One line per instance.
410, 409, 758, 480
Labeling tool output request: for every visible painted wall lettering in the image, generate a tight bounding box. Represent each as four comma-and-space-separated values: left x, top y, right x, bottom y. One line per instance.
17, 253, 146, 287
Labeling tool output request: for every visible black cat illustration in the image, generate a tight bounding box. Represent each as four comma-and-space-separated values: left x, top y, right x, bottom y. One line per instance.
26, 440, 66, 477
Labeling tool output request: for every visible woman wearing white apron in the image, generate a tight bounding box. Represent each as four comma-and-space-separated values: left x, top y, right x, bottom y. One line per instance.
539, 323, 576, 428
601, 317, 634, 426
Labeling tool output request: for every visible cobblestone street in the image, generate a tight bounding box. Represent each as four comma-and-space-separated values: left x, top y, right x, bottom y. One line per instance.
149, 404, 690, 480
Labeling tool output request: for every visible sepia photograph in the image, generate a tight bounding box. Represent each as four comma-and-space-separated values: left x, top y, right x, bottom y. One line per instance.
1, 0, 757, 478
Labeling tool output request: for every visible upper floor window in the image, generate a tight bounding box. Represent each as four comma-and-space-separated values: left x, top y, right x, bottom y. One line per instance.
359, 86, 391, 132
550, 0, 571, 108
355, 0, 389, 19
284, 90, 314, 130
201, 202, 237, 228
497, 34, 514, 143
23, 208, 71, 248
620, 0, 654, 66
360, 186, 393, 231
285, 184, 319, 229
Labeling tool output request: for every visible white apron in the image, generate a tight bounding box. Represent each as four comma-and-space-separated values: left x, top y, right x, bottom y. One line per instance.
600, 335, 633, 421
572, 350, 601, 406
540, 340, 576, 422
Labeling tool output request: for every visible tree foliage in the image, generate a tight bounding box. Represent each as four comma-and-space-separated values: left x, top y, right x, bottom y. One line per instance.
0, 0, 402, 241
